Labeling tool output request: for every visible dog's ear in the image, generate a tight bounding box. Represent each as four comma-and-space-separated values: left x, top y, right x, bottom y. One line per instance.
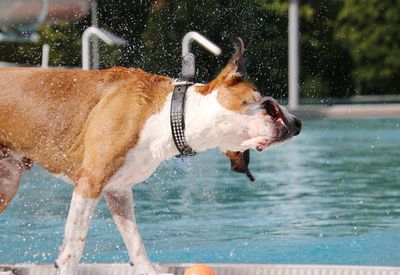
228, 37, 246, 79
215, 37, 246, 86
225, 149, 254, 181
196, 37, 247, 94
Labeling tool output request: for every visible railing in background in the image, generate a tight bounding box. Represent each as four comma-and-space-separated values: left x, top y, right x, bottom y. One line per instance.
181, 31, 221, 81
288, 0, 300, 110
81, 26, 126, 70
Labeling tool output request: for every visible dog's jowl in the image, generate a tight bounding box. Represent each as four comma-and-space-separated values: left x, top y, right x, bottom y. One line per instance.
0, 38, 300, 275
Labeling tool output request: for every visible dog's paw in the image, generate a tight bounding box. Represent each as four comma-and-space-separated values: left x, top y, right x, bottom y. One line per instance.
241, 136, 270, 152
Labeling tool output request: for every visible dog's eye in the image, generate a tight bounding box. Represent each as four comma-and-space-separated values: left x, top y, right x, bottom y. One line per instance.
241, 99, 248, 105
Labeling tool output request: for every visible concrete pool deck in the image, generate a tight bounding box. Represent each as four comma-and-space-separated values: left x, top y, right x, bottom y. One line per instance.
290, 104, 400, 119
1, 263, 400, 275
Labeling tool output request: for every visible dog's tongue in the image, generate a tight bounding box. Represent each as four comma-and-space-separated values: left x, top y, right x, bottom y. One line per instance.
0, 153, 24, 213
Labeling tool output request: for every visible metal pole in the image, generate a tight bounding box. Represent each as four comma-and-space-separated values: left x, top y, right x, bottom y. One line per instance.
91, 0, 100, 70
288, 0, 299, 109
41, 44, 50, 68
37, 0, 49, 25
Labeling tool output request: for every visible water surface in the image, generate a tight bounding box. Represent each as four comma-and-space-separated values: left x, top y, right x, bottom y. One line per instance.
0, 118, 399, 265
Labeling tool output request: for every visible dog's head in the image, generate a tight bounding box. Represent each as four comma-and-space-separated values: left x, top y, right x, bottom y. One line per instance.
197, 37, 301, 181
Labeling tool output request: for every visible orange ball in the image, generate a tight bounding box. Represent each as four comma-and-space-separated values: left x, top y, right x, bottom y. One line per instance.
184, 264, 215, 275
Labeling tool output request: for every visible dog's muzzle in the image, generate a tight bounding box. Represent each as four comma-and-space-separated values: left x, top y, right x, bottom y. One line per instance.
261, 97, 302, 137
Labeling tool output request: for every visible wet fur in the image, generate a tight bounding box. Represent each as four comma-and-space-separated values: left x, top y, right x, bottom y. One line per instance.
0, 38, 300, 275
0, 67, 173, 197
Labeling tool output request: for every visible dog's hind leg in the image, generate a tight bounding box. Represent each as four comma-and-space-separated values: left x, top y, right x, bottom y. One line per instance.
104, 188, 172, 275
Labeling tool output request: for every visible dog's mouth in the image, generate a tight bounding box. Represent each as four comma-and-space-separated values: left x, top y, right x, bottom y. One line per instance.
262, 98, 284, 125
245, 97, 300, 152
228, 98, 300, 181
263, 98, 291, 136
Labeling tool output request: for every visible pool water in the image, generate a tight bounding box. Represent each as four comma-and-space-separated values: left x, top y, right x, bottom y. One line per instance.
0, 118, 399, 265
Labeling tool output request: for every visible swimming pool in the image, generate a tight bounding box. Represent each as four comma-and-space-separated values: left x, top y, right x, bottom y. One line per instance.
0, 118, 399, 265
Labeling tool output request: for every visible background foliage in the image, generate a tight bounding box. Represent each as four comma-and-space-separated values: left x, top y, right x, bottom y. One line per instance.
0, 0, 399, 98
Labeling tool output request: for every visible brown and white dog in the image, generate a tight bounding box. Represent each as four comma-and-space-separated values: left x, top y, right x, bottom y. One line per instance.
0, 38, 300, 275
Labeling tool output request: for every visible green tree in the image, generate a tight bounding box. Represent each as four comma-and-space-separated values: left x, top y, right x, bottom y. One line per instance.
260, 0, 355, 99
140, 0, 289, 99
335, 0, 400, 94
1, 0, 399, 98
300, 1, 355, 98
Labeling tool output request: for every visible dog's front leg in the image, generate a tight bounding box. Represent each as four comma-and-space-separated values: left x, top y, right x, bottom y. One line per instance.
104, 188, 171, 275
55, 175, 100, 275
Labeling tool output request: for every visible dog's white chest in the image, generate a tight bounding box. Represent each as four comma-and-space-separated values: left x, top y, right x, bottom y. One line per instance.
105, 146, 162, 190
104, 96, 176, 190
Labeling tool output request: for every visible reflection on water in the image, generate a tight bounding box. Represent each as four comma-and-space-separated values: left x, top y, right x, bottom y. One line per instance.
0, 119, 399, 265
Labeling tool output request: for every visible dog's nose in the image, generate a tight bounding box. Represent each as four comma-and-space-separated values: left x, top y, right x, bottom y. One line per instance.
293, 117, 302, 136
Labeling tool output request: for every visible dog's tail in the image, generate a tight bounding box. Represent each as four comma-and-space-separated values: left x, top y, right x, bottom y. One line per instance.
0, 146, 32, 213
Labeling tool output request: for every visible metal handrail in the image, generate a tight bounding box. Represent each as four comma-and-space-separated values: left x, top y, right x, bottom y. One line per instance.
81, 26, 127, 70
182, 31, 221, 57
181, 31, 221, 81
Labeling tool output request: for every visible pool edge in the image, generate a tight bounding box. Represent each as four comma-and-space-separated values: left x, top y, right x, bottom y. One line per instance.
1, 263, 400, 275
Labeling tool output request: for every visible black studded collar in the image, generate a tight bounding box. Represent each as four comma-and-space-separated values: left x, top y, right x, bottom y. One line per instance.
170, 80, 197, 157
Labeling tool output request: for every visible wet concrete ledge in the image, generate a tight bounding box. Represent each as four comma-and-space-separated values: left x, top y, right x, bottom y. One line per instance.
290, 104, 400, 119
1, 263, 400, 275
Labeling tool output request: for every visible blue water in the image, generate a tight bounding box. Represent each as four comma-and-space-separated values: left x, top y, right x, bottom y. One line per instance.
0, 118, 399, 265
